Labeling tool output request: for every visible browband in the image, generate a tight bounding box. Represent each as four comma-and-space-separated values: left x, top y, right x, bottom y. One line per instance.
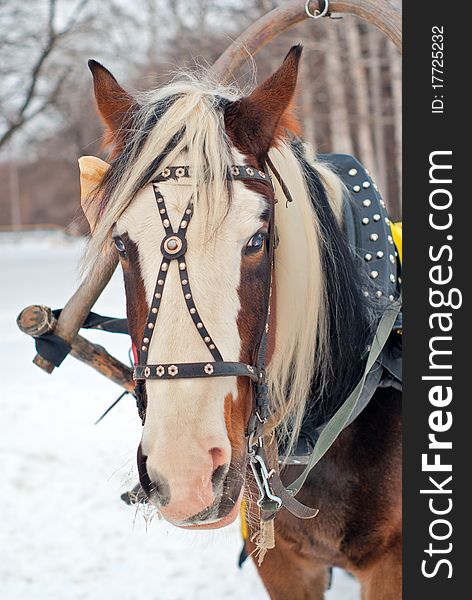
153, 164, 274, 188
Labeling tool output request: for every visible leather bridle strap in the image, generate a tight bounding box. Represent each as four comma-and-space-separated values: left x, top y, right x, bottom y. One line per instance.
134, 361, 259, 381
133, 164, 275, 425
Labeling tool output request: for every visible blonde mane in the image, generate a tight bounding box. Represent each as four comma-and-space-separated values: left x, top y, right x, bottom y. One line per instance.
85, 76, 345, 453
266, 143, 343, 450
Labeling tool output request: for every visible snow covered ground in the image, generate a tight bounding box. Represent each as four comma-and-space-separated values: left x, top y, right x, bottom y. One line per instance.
0, 232, 360, 600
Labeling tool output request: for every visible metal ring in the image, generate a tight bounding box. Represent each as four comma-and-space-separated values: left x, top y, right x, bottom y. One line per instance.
305, 0, 329, 19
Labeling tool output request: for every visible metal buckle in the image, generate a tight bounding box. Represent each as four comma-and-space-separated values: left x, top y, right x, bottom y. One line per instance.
249, 451, 282, 510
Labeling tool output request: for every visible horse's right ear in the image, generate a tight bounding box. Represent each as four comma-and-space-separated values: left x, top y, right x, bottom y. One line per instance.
88, 59, 137, 152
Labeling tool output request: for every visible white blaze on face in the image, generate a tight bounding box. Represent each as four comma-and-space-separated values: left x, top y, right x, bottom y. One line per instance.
116, 164, 266, 519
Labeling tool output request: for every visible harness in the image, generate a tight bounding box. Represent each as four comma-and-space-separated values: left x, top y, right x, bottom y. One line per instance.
133, 154, 402, 522
280, 154, 403, 465
32, 152, 402, 524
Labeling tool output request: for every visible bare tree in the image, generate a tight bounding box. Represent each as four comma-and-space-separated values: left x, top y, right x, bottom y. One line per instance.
325, 23, 353, 154
0, 0, 92, 150
344, 18, 376, 176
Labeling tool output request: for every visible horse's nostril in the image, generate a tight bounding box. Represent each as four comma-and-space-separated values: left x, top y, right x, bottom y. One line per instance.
211, 463, 228, 492
137, 445, 170, 506
209, 447, 226, 471
209, 447, 229, 493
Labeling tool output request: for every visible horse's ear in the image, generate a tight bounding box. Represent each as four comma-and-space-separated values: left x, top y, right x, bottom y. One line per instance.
225, 45, 303, 157
88, 59, 137, 152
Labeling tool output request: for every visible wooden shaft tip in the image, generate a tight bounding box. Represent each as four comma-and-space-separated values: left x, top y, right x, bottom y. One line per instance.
33, 353, 55, 374
17, 305, 54, 337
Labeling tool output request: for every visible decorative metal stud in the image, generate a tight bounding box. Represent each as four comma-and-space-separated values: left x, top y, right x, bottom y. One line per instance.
158, 279, 164, 286
141, 346, 147, 352
376, 251, 384, 259
363, 181, 371, 189
370, 233, 379, 241
182, 279, 188, 285
190, 308, 196, 314
373, 214, 381, 222
175, 167, 185, 177
197, 322, 203, 329
380, 200, 386, 208
160, 208, 165, 214
389, 295, 395, 301
156, 365, 165, 377
179, 262, 186, 270
185, 293, 191, 300
390, 274, 396, 283
385, 217, 390, 225
152, 307, 158, 314
363, 290, 370, 297
247, 365, 255, 374
163, 219, 170, 228
362, 199, 371, 207
375, 291, 383, 298
365, 253, 372, 261
143, 338, 149, 344
185, 209, 192, 215
155, 292, 161, 299
231, 166, 240, 176
204, 363, 214, 375
246, 167, 254, 176
388, 235, 394, 244
148, 323, 154, 329
180, 221, 188, 229
389, 255, 395, 263
398, 277, 402, 284
362, 217, 370, 225
157, 196, 163, 203
162, 168, 171, 178
204, 336, 211, 343
168, 365, 178, 376
161, 263, 168, 271
209, 344, 215, 350
348, 168, 358, 176
353, 185, 361, 192
144, 367, 151, 378
370, 271, 379, 279
258, 170, 266, 178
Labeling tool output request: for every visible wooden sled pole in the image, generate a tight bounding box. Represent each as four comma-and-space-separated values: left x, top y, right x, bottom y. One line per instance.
17, 304, 134, 393
28, 255, 119, 375
211, 0, 401, 83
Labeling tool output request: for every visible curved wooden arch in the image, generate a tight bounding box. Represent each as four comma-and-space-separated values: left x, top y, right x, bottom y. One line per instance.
212, 0, 401, 82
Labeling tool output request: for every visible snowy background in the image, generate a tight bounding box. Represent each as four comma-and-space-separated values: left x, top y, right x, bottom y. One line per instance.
0, 232, 360, 599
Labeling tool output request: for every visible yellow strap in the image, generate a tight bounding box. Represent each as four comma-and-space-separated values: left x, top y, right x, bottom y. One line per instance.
240, 498, 248, 541
391, 221, 402, 264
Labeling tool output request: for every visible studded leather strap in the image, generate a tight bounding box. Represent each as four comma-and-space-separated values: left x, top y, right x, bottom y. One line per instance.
134, 164, 275, 426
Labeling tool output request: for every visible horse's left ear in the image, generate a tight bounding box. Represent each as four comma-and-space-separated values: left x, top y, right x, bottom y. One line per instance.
224, 45, 302, 157
88, 59, 138, 153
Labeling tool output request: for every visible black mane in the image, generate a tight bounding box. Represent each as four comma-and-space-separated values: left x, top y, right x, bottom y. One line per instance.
292, 143, 375, 432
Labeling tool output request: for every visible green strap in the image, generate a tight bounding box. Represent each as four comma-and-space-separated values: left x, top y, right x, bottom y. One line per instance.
287, 294, 402, 496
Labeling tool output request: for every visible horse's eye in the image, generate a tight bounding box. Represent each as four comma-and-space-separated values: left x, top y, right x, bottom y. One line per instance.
245, 232, 266, 254
114, 236, 126, 255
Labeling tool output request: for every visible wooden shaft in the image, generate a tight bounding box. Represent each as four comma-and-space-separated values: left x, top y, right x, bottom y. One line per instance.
17, 304, 134, 393
211, 0, 401, 82
31, 255, 119, 373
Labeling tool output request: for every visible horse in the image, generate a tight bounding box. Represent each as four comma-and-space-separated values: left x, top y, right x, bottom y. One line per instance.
81, 45, 402, 599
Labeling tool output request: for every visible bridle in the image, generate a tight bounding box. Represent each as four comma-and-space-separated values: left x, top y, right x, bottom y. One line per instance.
132, 161, 317, 521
